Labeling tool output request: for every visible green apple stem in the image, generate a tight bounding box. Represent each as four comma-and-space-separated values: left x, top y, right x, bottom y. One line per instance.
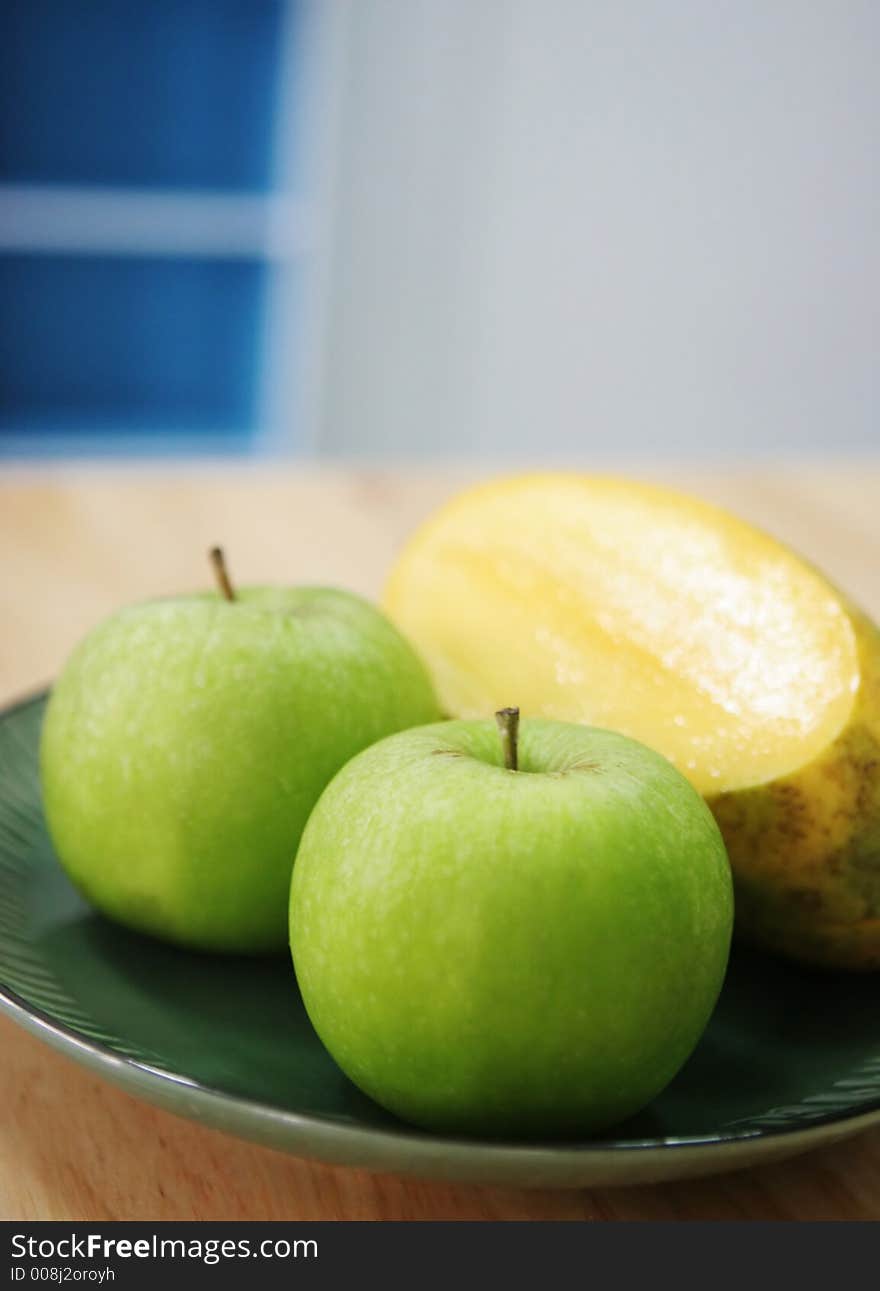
495, 706, 520, 771
209, 546, 236, 602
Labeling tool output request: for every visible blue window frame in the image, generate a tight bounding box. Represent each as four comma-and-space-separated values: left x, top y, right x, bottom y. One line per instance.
0, 253, 269, 443
0, 0, 304, 457
0, 0, 286, 191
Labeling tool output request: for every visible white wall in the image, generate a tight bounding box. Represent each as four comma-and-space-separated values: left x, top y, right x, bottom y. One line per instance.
317, 0, 879, 460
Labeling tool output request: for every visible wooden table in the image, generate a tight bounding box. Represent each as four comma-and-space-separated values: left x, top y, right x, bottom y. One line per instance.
2, 461, 879, 1221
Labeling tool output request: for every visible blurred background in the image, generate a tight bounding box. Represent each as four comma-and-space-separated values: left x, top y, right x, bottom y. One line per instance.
1, 0, 878, 464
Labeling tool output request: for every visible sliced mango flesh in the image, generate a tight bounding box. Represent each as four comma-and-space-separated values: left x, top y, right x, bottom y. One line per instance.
385, 474, 860, 798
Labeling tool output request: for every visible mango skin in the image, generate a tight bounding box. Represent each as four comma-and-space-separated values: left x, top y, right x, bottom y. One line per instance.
708, 606, 880, 971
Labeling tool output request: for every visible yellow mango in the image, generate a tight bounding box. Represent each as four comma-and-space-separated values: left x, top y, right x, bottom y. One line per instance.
385, 474, 880, 971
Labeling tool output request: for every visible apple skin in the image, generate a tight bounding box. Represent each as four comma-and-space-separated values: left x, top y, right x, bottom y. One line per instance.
40, 586, 440, 953
290, 719, 733, 1138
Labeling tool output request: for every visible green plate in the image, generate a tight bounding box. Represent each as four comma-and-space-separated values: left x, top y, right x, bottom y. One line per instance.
2, 693, 879, 1189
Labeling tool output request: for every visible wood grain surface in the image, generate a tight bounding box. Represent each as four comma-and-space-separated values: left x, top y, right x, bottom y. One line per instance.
2, 460, 879, 1221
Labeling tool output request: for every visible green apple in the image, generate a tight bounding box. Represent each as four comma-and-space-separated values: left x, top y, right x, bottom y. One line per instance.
40, 550, 440, 953
290, 710, 733, 1137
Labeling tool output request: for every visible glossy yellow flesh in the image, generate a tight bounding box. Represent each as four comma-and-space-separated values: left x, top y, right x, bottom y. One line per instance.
385, 474, 859, 799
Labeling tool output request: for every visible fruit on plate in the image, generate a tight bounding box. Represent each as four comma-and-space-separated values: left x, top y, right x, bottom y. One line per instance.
41, 549, 440, 953
384, 474, 880, 971
290, 708, 733, 1137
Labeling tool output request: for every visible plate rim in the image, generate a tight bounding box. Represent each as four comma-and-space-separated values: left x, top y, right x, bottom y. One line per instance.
3, 687, 880, 1181
3, 979, 880, 1185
